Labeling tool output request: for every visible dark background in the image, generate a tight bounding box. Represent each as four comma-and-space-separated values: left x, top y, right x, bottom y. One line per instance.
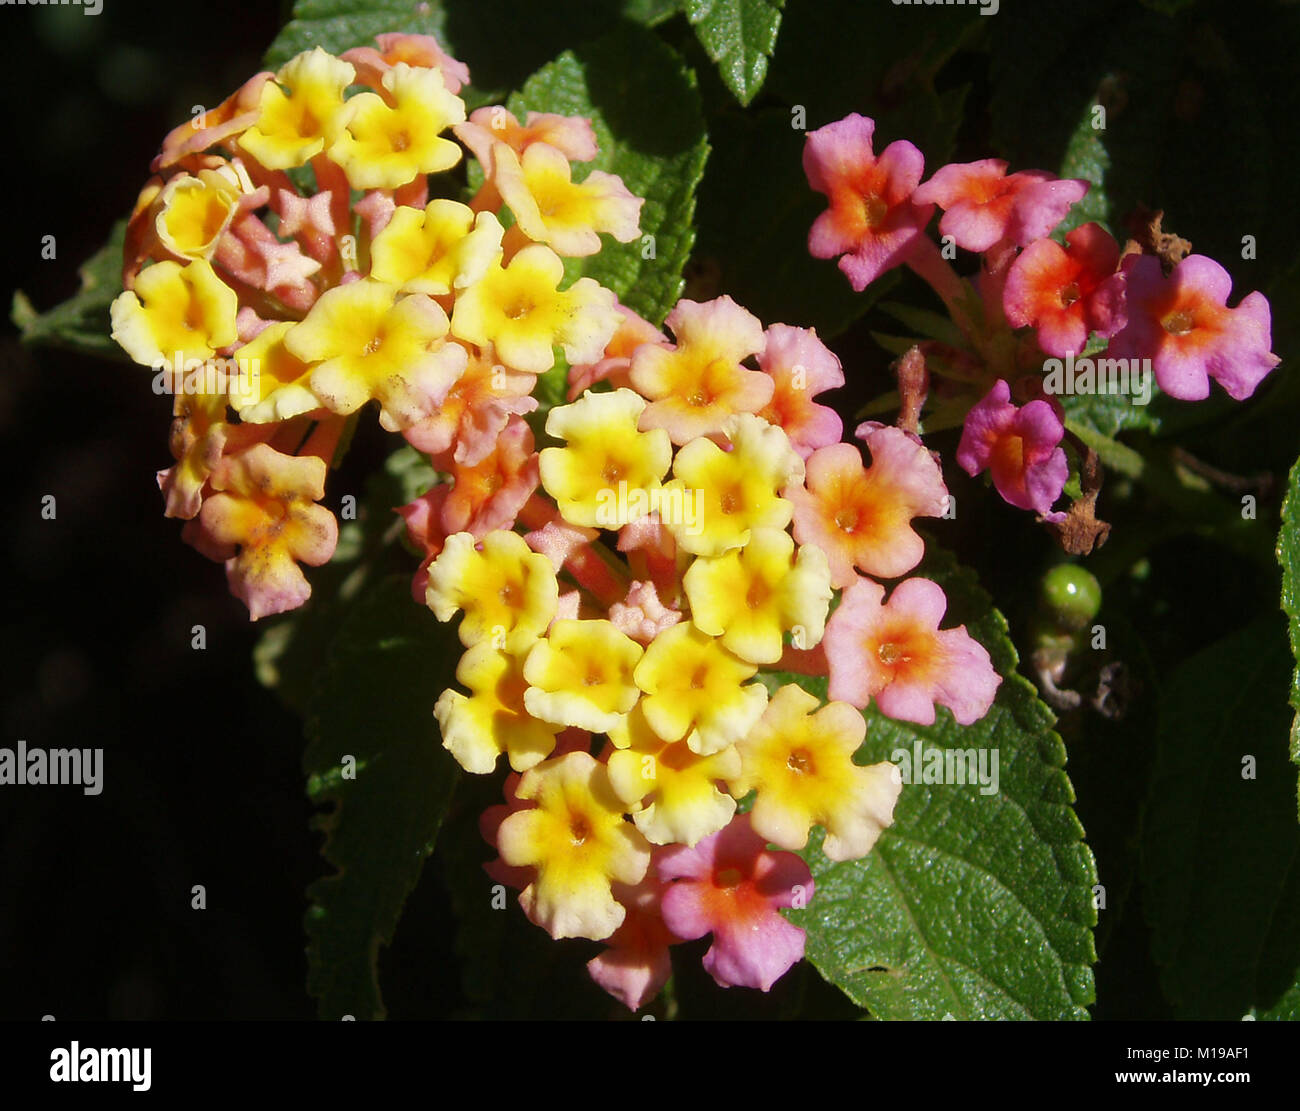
2, 0, 1298, 1020
1, 0, 316, 1019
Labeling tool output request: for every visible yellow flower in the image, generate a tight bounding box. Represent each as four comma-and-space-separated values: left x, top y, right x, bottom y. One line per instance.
665, 414, 804, 557
683, 528, 832, 665
729, 684, 902, 861
284, 278, 467, 430
450, 243, 619, 374
329, 62, 465, 189
628, 295, 771, 444
633, 622, 767, 756
606, 703, 740, 846
369, 199, 503, 296
523, 619, 644, 733
159, 392, 228, 519
228, 321, 320, 424
498, 751, 652, 940
434, 642, 563, 774
425, 530, 559, 654
155, 165, 247, 261
539, 389, 672, 529
238, 47, 355, 170
111, 259, 238, 368
494, 140, 642, 256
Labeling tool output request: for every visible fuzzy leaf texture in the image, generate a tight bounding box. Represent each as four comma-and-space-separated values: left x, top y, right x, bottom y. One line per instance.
1280, 454, 1300, 815
303, 574, 462, 1020
685, 0, 783, 106
265, 0, 452, 68
782, 549, 1098, 1019
506, 28, 709, 328
1140, 615, 1300, 1019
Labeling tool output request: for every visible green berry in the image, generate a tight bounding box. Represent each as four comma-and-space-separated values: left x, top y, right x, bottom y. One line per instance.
1040, 564, 1102, 631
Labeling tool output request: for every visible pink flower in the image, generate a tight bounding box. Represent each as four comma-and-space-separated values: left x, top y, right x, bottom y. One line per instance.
913, 159, 1088, 254
785, 427, 948, 589
587, 872, 681, 1012
1003, 223, 1127, 357
656, 813, 812, 992
824, 577, 1000, 726
803, 113, 934, 291
455, 107, 598, 170
608, 580, 682, 645
403, 353, 538, 467
1107, 254, 1279, 401
628, 296, 771, 444
756, 323, 845, 459
440, 415, 539, 536
956, 379, 1067, 520
349, 32, 470, 93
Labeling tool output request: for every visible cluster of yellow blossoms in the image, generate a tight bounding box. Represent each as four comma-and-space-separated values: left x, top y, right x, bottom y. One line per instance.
419, 284, 1000, 1005
111, 34, 639, 617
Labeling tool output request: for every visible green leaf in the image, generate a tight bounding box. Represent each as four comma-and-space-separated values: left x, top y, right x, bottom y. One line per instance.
302, 573, 462, 1020
1254, 976, 1300, 1020
507, 29, 709, 327
1057, 103, 1111, 236
1065, 420, 1147, 480
788, 548, 1098, 1019
1140, 615, 1300, 1019
1279, 455, 1300, 815
624, 0, 681, 25
11, 220, 127, 359
265, 0, 452, 69
1058, 389, 1162, 440
685, 0, 783, 106
878, 301, 968, 350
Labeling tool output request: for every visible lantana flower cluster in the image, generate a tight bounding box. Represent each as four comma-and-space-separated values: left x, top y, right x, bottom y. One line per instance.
803, 113, 1280, 529
113, 37, 1115, 1013
111, 35, 638, 618
419, 285, 1002, 1007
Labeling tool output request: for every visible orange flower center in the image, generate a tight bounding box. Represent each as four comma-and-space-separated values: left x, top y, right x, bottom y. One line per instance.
860, 193, 889, 229
877, 641, 906, 665
992, 433, 1026, 480
715, 867, 743, 889
569, 814, 591, 845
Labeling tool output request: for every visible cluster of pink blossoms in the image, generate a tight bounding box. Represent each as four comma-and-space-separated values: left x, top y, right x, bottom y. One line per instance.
803, 113, 1280, 525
